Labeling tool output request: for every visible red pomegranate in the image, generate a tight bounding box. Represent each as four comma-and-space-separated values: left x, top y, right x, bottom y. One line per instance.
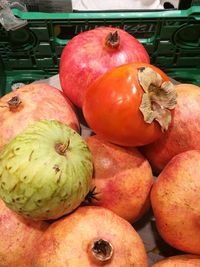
59, 26, 150, 107
0, 199, 48, 267
84, 135, 154, 223
151, 150, 200, 255
152, 254, 200, 267
33, 206, 148, 267
0, 83, 80, 150
141, 83, 200, 173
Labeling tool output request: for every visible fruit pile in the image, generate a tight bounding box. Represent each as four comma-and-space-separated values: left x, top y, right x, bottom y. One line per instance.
0, 27, 200, 267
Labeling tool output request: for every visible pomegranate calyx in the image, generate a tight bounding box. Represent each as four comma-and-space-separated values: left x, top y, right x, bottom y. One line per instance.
105, 31, 120, 49
55, 140, 70, 156
7, 96, 22, 111
91, 239, 113, 262
138, 67, 177, 131
84, 186, 100, 203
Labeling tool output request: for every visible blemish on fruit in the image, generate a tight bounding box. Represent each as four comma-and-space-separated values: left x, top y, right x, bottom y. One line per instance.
10, 184, 17, 192
57, 171, 62, 184
29, 150, 34, 161
53, 164, 60, 174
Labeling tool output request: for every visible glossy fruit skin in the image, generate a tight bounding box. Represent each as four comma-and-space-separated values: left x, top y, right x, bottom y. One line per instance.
85, 135, 153, 223
0, 199, 48, 267
0, 83, 80, 151
83, 62, 170, 147
59, 26, 150, 108
152, 254, 200, 267
141, 83, 200, 173
151, 150, 200, 255
33, 206, 148, 267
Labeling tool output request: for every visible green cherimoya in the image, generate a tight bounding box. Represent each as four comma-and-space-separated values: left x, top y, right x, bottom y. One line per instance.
0, 120, 93, 220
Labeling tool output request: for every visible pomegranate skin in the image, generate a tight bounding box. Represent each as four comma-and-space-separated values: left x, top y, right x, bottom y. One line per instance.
152, 254, 200, 267
60, 26, 150, 107
141, 84, 200, 173
85, 135, 154, 223
33, 206, 148, 267
0, 83, 80, 150
151, 150, 200, 255
0, 200, 48, 267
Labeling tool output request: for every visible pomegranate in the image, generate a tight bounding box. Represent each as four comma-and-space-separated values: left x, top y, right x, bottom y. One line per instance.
84, 135, 154, 223
151, 150, 200, 255
59, 26, 150, 107
0, 199, 48, 267
0, 83, 80, 150
141, 83, 200, 173
152, 254, 200, 267
33, 206, 148, 266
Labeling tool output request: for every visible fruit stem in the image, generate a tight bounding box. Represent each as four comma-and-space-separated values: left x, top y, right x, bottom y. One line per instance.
105, 31, 120, 49
7, 96, 22, 111
55, 140, 70, 156
91, 239, 113, 263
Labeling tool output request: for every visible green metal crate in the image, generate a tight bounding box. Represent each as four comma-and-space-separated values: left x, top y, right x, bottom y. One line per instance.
0, 6, 200, 96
